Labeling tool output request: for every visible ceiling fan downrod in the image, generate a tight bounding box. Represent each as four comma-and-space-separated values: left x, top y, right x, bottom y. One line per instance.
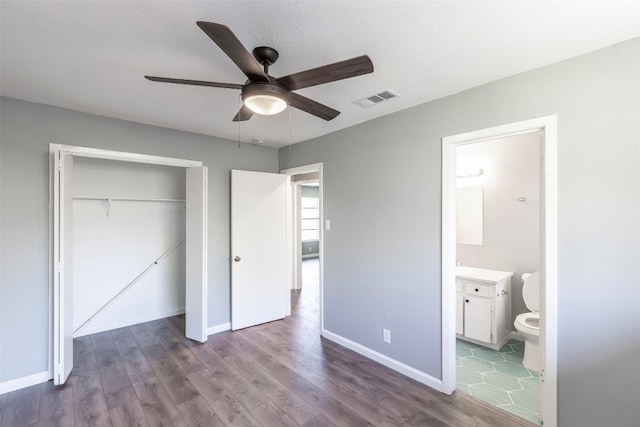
252, 46, 279, 75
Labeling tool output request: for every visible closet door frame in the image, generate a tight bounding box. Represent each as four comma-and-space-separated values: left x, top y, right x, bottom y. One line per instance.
48, 143, 206, 382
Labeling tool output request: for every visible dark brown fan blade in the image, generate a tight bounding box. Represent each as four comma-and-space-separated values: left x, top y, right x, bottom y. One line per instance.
232, 105, 255, 122
289, 92, 340, 121
196, 21, 268, 83
277, 55, 373, 91
145, 76, 243, 89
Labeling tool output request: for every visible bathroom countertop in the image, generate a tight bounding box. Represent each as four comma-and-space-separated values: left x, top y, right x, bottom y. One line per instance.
456, 266, 513, 284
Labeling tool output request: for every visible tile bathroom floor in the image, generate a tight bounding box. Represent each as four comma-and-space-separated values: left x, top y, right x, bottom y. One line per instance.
456, 339, 541, 425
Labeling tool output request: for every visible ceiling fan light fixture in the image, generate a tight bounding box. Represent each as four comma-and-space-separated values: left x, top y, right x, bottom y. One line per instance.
242, 82, 289, 115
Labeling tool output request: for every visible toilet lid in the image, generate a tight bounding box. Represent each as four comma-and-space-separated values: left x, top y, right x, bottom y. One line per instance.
522, 271, 540, 312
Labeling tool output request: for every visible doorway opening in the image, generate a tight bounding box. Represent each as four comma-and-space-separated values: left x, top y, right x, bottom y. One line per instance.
49, 144, 208, 385
441, 116, 557, 427
295, 179, 320, 322
454, 131, 542, 425
281, 163, 324, 334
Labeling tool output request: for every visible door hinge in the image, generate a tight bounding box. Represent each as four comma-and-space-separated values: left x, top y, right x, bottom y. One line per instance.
58, 262, 63, 274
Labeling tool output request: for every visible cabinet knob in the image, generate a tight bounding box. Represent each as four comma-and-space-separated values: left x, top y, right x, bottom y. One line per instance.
475, 288, 479, 292
465, 299, 469, 303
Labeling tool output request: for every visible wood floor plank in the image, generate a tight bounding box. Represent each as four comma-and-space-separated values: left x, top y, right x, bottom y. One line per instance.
229, 330, 400, 426
208, 334, 319, 425
74, 391, 112, 427
216, 332, 371, 426
155, 323, 206, 376
176, 396, 225, 427
99, 362, 138, 409
38, 387, 74, 425
112, 329, 156, 384
0, 392, 6, 425
69, 369, 103, 401
0, 384, 41, 427
141, 343, 200, 405
109, 399, 150, 427
132, 376, 187, 427
188, 344, 299, 427
92, 331, 123, 370
240, 326, 392, 405
129, 323, 160, 348
301, 413, 339, 427
73, 335, 98, 373
187, 369, 262, 427
455, 393, 536, 427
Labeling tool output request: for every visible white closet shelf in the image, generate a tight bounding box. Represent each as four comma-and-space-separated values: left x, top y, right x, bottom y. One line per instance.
74, 196, 186, 202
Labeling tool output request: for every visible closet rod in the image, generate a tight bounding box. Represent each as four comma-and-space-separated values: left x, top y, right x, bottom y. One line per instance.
73, 196, 185, 202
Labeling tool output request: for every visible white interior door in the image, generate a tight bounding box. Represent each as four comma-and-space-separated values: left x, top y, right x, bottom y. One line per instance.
53, 152, 74, 385
185, 166, 208, 342
231, 170, 287, 330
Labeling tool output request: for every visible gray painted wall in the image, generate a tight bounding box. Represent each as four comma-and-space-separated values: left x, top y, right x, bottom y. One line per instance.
457, 133, 540, 326
0, 97, 278, 382
301, 241, 319, 258
279, 38, 640, 426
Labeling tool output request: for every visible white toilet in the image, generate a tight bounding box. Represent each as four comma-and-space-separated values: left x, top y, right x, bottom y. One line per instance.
514, 271, 540, 371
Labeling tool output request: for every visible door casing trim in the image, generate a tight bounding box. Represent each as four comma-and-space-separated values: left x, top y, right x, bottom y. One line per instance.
49, 143, 204, 380
441, 116, 557, 426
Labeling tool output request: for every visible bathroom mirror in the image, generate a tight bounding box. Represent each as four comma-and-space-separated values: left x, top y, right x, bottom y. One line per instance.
457, 185, 483, 245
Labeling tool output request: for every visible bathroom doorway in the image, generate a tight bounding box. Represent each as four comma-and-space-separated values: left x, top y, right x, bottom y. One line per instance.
454, 132, 542, 425
441, 116, 558, 427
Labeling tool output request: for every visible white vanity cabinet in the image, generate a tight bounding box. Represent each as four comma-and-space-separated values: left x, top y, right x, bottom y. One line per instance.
456, 267, 513, 350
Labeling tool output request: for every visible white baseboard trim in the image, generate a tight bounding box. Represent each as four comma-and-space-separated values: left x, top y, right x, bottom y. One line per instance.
207, 322, 231, 336
509, 331, 525, 342
74, 307, 185, 338
321, 329, 443, 392
0, 370, 49, 395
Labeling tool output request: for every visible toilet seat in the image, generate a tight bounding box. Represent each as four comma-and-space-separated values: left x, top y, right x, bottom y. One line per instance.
522, 271, 540, 312
515, 312, 540, 336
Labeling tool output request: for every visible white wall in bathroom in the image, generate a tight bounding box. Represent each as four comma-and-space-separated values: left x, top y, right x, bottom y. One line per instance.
456, 132, 541, 326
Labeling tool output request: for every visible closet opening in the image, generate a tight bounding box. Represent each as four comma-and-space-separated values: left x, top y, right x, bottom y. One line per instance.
49, 144, 208, 385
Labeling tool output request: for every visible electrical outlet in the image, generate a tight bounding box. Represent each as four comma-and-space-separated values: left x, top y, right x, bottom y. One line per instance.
383, 328, 391, 344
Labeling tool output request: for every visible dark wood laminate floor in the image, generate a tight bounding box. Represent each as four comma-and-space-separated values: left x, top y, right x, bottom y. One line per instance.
1, 260, 535, 426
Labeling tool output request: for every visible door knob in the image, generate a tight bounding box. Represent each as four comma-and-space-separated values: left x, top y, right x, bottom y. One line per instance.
234, 256, 241, 262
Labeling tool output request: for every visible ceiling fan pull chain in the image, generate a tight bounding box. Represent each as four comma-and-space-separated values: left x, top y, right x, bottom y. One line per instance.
237, 94, 242, 148
289, 108, 293, 152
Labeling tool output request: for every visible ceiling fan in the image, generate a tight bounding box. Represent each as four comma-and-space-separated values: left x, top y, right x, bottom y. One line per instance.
145, 21, 374, 122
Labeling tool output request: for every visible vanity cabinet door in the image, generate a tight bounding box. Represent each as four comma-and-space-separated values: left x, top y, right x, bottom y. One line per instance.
464, 295, 492, 343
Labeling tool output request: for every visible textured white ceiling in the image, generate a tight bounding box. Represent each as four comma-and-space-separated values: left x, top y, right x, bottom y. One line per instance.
2, 1, 640, 148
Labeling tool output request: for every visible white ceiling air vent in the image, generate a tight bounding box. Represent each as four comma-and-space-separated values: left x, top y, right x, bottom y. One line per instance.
353, 90, 399, 108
